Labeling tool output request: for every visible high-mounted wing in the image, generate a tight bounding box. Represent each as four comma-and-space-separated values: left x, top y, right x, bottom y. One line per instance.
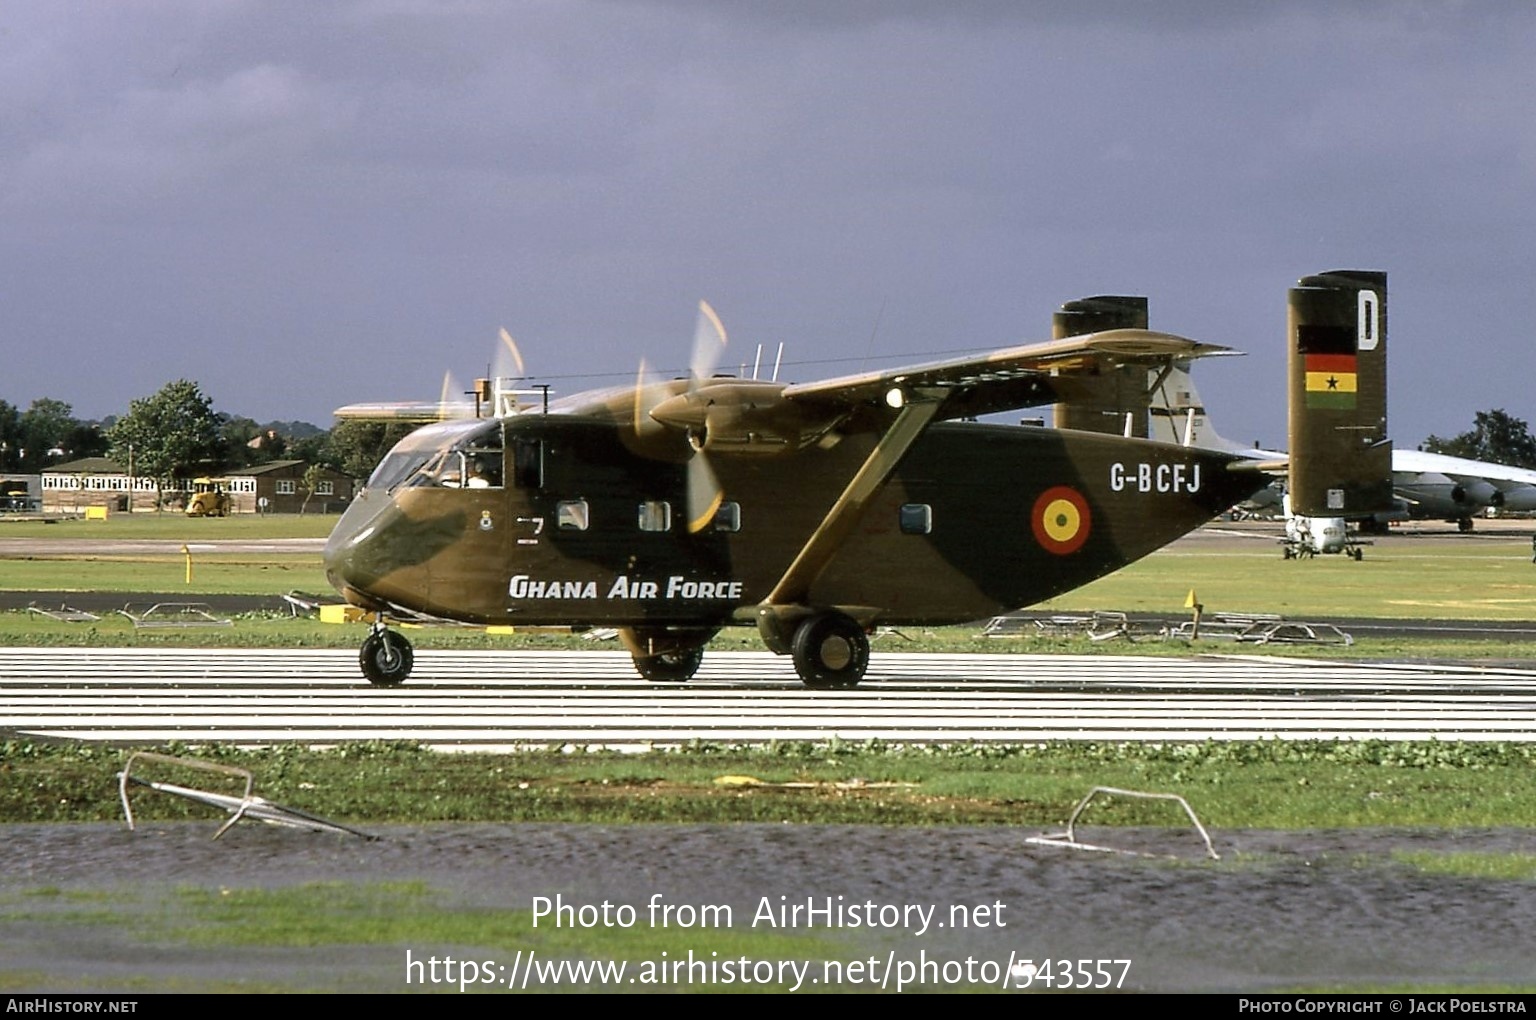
332, 400, 478, 422
335, 380, 540, 422
646, 328, 1232, 456
778, 329, 1230, 425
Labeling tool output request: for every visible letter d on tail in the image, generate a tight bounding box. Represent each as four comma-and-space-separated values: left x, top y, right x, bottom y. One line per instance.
1287, 270, 1394, 518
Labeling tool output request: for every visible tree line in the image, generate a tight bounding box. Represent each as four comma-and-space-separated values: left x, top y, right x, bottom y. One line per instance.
8, 378, 1533, 486
0, 379, 418, 486
1419, 408, 1536, 469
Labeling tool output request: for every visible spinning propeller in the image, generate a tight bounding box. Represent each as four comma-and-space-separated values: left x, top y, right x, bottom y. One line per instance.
634, 300, 729, 533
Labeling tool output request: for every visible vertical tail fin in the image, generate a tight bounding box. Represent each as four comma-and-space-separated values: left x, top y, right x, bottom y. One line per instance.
1050, 295, 1150, 437
1286, 270, 1393, 517
1145, 357, 1251, 452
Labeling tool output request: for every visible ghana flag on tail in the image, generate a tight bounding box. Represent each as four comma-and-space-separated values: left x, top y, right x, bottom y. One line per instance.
1286, 269, 1392, 520
1297, 323, 1357, 409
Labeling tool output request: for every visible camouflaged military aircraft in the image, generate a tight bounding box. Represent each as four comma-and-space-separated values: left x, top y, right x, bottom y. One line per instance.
323, 273, 1385, 688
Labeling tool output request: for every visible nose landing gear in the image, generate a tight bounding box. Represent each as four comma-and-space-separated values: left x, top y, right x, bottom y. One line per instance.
360, 624, 414, 686
619, 626, 716, 682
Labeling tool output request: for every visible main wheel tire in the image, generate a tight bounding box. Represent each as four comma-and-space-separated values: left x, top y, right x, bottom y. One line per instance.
360, 630, 414, 686
791, 613, 869, 689
633, 646, 704, 682
1458, 517, 1474, 533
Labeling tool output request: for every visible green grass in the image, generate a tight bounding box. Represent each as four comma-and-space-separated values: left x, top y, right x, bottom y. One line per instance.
0, 513, 338, 540
162, 883, 839, 961
1040, 536, 1536, 621
1388, 851, 1536, 881
0, 512, 334, 594
1, 556, 330, 595
0, 880, 857, 993
2, 609, 1532, 663
10, 739, 1536, 828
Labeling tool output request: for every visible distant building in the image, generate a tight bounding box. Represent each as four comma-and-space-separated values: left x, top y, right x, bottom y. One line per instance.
39, 458, 352, 514
227, 460, 354, 514
40, 458, 160, 512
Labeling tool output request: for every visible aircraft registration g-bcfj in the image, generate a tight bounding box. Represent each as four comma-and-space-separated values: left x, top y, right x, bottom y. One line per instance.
322, 271, 1387, 688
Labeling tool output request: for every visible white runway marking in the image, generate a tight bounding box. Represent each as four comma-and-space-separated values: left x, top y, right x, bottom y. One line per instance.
3, 647, 1536, 748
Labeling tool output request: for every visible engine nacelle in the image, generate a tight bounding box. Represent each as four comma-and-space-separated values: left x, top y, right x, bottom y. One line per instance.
650, 381, 840, 455
1450, 480, 1499, 507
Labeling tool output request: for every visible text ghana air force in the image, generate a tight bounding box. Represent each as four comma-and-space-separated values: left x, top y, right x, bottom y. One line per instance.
323, 270, 1391, 689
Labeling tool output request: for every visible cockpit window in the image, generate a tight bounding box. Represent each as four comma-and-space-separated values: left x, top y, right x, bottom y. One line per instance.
409, 425, 499, 489
367, 450, 432, 492
362, 419, 505, 494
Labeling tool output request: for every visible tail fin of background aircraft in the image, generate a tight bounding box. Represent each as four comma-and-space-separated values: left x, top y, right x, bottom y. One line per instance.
1144, 357, 1253, 453
1285, 270, 1394, 518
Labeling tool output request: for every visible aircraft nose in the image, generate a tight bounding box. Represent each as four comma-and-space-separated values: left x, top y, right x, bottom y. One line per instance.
323, 490, 394, 609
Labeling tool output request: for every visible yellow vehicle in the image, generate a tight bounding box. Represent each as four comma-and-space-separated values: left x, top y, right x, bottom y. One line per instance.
186, 477, 232, 517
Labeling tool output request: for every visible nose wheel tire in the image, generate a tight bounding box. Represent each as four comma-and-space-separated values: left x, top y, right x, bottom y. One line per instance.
360, 630, 414, 686
791, 613, 869, 689
633, 646, 705, 682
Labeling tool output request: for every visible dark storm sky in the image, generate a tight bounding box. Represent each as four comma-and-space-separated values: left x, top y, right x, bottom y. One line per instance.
4, 1, 1533, 446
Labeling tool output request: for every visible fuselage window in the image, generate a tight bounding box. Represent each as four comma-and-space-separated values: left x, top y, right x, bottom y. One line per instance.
714, 501, 741, 533
899, 503, 933, 535
557, 499, 590, 531
638, 500, 672, 532
512, 438, 543, 489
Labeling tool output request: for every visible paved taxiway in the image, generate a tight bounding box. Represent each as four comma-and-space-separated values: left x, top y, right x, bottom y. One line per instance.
5, 647, 1536, 748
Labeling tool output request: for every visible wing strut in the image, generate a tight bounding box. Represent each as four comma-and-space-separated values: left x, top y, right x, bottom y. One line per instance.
753, 389, 943, 643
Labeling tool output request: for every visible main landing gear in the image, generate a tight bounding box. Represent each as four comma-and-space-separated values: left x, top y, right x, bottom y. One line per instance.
790, 612, 870, 689
360, 624, 414, 686
755, 608, 873, 689
619, 627, 717, 683
619, 615, 872, 688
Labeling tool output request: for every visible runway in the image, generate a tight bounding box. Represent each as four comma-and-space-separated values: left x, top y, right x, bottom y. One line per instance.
5, 647, 1536, 748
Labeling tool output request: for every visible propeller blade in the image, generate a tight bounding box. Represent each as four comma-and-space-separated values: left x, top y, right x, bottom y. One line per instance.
496, 327, 526, 378
633, 357, 669, 437
685, 449, 724, 534
437, 369, 463, 420
690, 299, 729, 386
